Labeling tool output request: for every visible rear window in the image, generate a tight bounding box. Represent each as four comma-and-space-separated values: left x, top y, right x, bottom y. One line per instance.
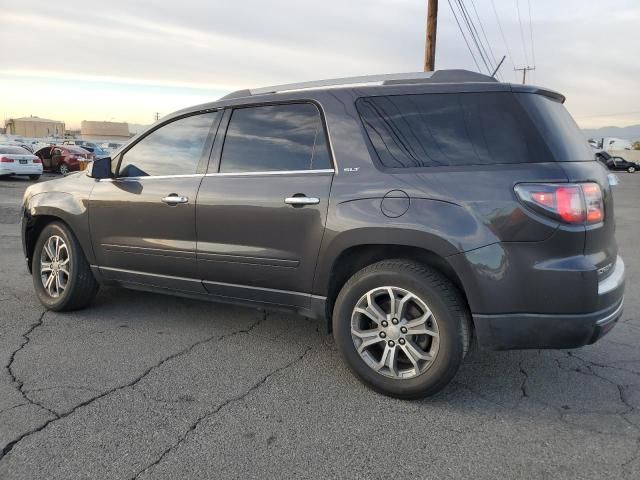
356, 92, 587, 168
0, 146, 30, 155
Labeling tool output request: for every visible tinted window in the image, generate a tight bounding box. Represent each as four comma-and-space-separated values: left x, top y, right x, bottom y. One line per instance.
118, 111, 218, 177
219, 103, 331, 173
515, 93, 594, 161
356, 92, 553, 168
0, 146, 31, 155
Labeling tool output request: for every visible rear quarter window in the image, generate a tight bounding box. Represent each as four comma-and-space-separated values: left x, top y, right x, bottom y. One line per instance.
515, 93, 594, 161
356, 92, 557, 168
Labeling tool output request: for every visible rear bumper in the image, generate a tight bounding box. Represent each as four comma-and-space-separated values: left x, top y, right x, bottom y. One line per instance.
473, 256, 625, 350
0, 164, 43, 175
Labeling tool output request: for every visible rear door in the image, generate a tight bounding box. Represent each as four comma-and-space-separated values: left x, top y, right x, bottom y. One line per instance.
89, 110, 220, 292
196, 102, 334, 308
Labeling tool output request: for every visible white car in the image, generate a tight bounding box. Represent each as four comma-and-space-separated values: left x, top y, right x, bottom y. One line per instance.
0, 145, 43, 180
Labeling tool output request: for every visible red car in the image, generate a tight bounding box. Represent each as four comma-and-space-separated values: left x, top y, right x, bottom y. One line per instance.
34, 145, 95, 175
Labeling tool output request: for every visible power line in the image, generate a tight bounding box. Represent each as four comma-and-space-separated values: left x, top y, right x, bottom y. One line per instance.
516, 0, 530, 66
446, 0, 482, 72
469, 0, 499, 70
527, 0, 536, 71
455, 0, 493, 74
456, 0, 493, 73
491, 0, 516, 78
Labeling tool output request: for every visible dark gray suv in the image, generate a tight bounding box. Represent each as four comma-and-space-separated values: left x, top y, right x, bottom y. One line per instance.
21, 70, 625, 399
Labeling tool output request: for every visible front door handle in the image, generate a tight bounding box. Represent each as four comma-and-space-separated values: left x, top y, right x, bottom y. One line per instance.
162, 194, 189, 205
284, 196, 320, 206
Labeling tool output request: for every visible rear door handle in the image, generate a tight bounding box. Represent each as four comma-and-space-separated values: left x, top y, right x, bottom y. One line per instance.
162, 194, 189, 205
284, 196, 320, 206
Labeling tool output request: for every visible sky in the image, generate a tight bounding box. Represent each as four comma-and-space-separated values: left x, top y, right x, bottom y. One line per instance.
0, 0, 638, 130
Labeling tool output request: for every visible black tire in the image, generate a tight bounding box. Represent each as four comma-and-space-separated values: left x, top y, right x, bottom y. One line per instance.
32, 221, 99, 311
628, 166, 636, 173
333, 259, 471, 399
59, 164, 69, 175
28, 174, 41, 180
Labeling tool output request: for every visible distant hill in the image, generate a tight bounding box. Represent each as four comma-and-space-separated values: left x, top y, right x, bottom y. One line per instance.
582, 125, 640, 142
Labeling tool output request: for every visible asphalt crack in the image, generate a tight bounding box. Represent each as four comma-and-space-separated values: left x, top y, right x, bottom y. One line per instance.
518, 361, 529, 398
5, 309, 59, 420
0, 313, 266, 462
130, 346, 313, 480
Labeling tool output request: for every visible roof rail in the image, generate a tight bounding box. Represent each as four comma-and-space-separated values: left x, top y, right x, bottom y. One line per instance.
218, 69, 496, 100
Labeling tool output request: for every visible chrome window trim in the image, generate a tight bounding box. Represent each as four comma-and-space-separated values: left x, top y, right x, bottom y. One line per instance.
205, 169, 334, 177
97, 173, 205, 182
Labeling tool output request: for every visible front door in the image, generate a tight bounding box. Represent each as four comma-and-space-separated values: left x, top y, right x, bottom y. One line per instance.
89, 110, 220, 293
196, 103, 334, 308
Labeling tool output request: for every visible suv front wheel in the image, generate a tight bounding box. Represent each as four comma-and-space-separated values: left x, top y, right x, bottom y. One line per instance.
33, 222, 99, 311
333, 260, 471, 399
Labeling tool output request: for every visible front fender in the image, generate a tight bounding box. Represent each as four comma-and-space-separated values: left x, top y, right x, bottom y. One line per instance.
24, 191, 95, 265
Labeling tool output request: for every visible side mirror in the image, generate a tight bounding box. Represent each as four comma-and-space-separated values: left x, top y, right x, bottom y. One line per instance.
87, 156, 112, 179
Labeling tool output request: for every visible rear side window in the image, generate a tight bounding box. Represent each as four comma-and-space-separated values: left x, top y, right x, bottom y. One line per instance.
356, 92, 554, 168
219, 103, 331, 173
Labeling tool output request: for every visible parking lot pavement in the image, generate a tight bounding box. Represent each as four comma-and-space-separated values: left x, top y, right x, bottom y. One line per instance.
0, 172, 638, 479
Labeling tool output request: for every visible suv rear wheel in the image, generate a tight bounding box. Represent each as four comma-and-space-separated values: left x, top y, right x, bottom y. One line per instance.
32, 222, 99, 311
333, 260, 471, 399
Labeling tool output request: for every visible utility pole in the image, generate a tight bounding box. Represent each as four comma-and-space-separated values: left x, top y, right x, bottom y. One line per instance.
514, 66, 535, 84
424, 0, 438, 71
153, 112, 161, 122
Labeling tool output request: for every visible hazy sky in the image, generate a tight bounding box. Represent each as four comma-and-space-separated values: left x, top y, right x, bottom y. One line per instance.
1, 0, 638, 129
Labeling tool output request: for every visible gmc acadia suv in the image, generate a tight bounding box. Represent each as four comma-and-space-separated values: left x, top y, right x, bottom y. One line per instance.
21, 70, 625, 399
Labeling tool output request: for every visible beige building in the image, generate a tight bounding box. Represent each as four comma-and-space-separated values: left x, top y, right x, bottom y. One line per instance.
80, 120, 130, 140
5, 116, 65, 138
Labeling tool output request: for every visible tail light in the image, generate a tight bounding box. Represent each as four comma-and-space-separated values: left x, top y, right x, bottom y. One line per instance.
33, 158, 42, 164
515, 182, 604, 225
1, 157, 15, 163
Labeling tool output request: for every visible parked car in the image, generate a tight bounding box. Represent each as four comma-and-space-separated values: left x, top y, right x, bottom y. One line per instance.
20, 70, 625, 399
596, 151, 639, 173
100, 142, 125, 151
0, 145, 43, 179
34, 145, 94, 175
63, 140, 109, 159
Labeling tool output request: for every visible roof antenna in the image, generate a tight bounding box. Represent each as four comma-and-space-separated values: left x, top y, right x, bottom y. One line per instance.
491, 56, 506, 78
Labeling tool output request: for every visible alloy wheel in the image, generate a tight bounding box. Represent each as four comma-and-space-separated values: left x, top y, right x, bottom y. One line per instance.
40, 235, 70, 298
350, 286, 440, 379
60, 164, 69, 175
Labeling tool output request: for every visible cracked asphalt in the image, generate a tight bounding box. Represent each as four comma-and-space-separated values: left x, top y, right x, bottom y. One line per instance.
0, 172, 639, 479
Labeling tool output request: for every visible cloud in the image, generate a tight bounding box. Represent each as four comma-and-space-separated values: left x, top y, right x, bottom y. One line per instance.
0, 0, 638, 128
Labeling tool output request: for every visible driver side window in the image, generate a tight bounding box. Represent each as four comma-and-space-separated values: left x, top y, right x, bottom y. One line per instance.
118, 111, 219, 178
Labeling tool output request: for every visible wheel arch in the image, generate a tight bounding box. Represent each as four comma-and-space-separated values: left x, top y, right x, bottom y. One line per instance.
319, 243, 470, 332
24, 194, 94, 272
